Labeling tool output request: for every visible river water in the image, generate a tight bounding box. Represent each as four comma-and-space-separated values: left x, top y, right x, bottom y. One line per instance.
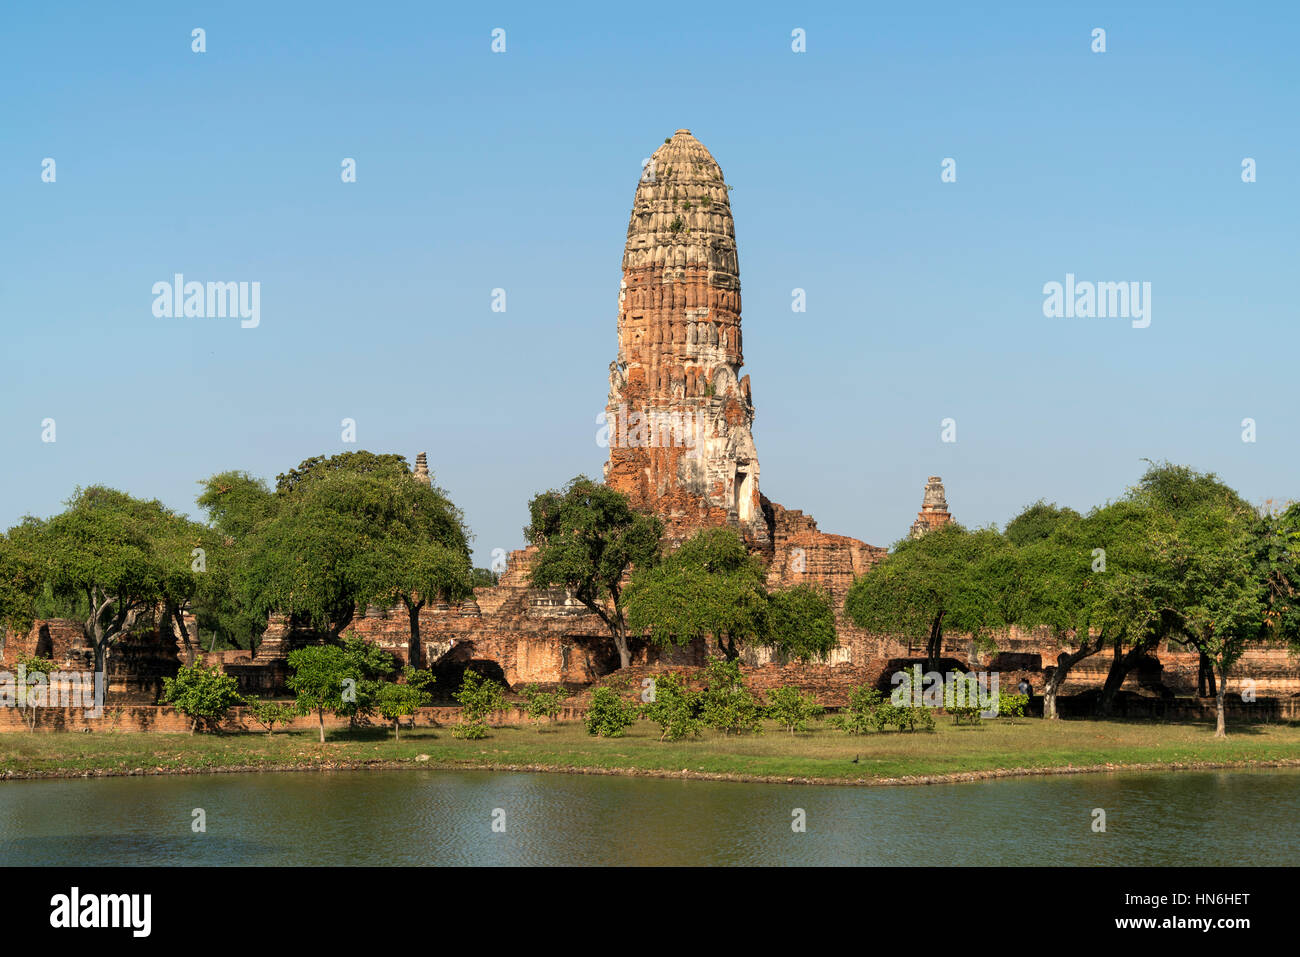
1, 768, 1296, 866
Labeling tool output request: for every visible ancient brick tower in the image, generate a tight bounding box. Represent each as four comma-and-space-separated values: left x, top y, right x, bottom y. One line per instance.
909, 476, 954, 538
603, 129, 767, 544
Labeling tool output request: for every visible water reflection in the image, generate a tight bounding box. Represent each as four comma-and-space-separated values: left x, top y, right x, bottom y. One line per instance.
0, 768, 1296, 866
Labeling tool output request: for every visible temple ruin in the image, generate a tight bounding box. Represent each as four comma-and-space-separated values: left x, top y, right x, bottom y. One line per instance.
4, 129, 1298, 722
909, 476, 954, 538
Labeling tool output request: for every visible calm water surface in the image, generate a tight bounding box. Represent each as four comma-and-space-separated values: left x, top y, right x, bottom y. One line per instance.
1, 768, 1297, 866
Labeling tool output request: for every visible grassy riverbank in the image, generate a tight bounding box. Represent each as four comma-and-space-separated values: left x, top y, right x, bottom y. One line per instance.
4, 716, 1300, 785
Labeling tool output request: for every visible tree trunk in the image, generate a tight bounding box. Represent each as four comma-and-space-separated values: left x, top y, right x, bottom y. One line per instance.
1043, 668, 1063, 720
394, 719, 400, 741
407, 601, 423, 669
1214, 662, 1228, 738
318, 709, 326, 744
925, 611, 945, 673
1043, 638, 1104, 720
92, 641, 107, 684
1098, 639, 1152, 716
582, 594, 631, 670
612, 621, 632, 670
168, 602, 194, 663
1198, 653, 1217, 698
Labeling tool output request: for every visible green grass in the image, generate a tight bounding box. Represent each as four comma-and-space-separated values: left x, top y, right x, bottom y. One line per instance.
4, 715, 1300, 784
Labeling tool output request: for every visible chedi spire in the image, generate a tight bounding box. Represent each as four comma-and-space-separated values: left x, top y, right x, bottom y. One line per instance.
909, 476, 954, 538
603, 129, 765, 544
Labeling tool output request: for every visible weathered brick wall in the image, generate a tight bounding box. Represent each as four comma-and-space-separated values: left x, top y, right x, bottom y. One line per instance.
225, 559, 1300, 701
1, 619, 85, 664
1, 616, 183, 704
0, 702, 584, 735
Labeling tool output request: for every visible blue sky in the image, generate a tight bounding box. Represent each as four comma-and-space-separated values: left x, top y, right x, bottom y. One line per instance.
2, 2, 1296, 563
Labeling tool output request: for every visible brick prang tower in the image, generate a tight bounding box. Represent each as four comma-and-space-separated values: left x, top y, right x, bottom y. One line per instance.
603, 129, 767, 545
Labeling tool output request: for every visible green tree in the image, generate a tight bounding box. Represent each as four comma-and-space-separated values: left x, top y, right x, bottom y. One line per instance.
830, 684, 884, 735
332, 634, 400, 728
699, 658, 763, 735
244, 698, 300, 737
237, 457, 473, 648
625, 528, 767, 660
469, 567, 500, 588
525, 476, 663, 669
285, 644, 351, 743
13, 654, 53, 730
1156, 493, 1265, 737
358, 538, 472, 669
452, 669, 507, 738
201, 457, 473, 661
768, 584, 838, 661
642, 672, 703, 741
0, 525, 42, 641
274, 450, 413, 496
520, 683, 570, 729
1259, 501, 1300, 653
584, 686, 640, 737
1004, 501, 1082, 547
194, 471, 276, 654
374, 680, 430, 740
845, 524, 1013, 674
1010, 499, 1154, 719
160, 661, 243, 734
765, 685, 825, 734
1092, 463, 1256, 716
625, 527, 838, 661
21, 487, 208, 681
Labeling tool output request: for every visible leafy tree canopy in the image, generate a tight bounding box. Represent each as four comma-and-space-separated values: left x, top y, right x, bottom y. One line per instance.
525, 476, 662, 668
625, 527, 838, 661
1004, 500, 1082, 547
844, 523, 1013, 670
274, 451, 412, 497
14, 486, 210, 672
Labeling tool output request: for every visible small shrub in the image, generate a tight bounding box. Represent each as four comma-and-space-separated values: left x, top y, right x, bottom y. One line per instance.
998, 692, 1028, 718
161, 662, 243, 734
700, 659, 763, 736
521, 683, 570, 729
831, 684, 884, 734
451, 721, 488, 740
765, 685, 824, 734
585, 687, 640, 738
453, 670, 507, 738
375, 678, 431, 740
245, 698, 300, 737
872, 702, 935, 732
14, 655, 53, 730
643, 673, 703, 741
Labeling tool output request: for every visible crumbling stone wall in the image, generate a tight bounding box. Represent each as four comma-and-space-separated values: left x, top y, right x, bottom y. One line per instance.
1, 613, 184, 704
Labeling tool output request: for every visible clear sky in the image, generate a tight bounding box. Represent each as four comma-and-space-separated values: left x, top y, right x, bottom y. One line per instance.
3, 2, 1296, 564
